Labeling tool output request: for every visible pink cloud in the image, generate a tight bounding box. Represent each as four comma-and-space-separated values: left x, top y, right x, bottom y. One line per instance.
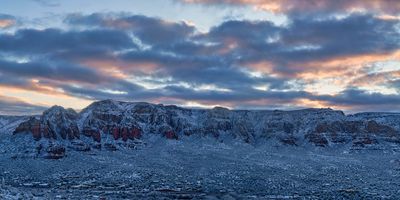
179, 0, 400, 15
0, 19, 15, 28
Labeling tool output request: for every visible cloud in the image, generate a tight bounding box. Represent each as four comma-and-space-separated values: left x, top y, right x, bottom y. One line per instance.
0, 59, 112, 84
0, 95, 47, 115
315, 89, 400, 112
280, 15, 400, 58
0, 12, 399, 113
63, 13, 400, 77
32, 0, 60, 7
0, 28, 136, 59
177, 0, 400, 16
118, 49, 290, 90
204, 14, 400, 77
351, 70, 400, 87
65, 13, 196, 46
390, 79, 400, 93
0, 14, 16, 29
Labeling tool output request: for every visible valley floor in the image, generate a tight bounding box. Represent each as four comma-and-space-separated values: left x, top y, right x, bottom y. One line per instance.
1, 138, 400, 199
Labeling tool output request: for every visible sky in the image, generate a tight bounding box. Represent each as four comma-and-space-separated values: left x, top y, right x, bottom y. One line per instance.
0, 0, 399, 115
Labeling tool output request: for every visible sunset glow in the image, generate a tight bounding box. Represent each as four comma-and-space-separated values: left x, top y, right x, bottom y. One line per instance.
0, 0, 399, 114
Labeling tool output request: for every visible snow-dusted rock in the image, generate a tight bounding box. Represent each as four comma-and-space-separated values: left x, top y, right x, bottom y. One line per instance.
0, 115, 30, 135
4, 100, 400, 158
13, 106, 80, 141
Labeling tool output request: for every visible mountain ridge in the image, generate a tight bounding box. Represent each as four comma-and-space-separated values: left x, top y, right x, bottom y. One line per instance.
4, 99, 400, 119
1, 99, 400, 159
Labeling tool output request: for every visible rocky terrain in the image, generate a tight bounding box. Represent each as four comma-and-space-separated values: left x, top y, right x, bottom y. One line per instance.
1, 99, 400, 199
7, 99, 400, 155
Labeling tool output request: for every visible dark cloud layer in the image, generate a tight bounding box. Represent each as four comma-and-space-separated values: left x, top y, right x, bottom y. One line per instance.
316, 89, 400, 112
0, 10, 399, 113
65, 13, 195, 46
0, 28, 136, 59
204, 14, 400, 76
0, 59, 108, 84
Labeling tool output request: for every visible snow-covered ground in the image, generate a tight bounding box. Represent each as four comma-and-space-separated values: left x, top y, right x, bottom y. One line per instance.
2, 100, 400, 199
1, 136, 400, 199
0, 115, 29, 135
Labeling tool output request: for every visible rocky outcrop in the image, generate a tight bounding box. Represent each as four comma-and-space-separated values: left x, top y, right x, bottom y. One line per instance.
280, 136, 298, 146
305, 120, 400, 147
104, 143, 117, 151
82, 129, 101, 142
68, 141, 91, 152
42, 106, 80, 140
44, 145, 66, 159
164, 130, 178, 140
9, 100, 400, 157
14, 106, 79, 141
13, 117, 42, 140
305, 133, 329, 147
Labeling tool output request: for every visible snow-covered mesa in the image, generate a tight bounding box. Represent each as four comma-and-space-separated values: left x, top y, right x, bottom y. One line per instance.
2, 99, 400, 159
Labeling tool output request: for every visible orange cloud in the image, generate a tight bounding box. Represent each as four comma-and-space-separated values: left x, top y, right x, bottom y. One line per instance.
0, 19, 14, 28
180, 0, 400, 15
217, 38, 240, 54
294, 98, 332, 109
0, 86, 92, 110
376, 14, 400, 21
82, 59, 160, 77
241, 60, 275, 74
295, 50, 400, 79
240, 50, 400, 81
0, 81, 69, 98
0, 79, 60, 94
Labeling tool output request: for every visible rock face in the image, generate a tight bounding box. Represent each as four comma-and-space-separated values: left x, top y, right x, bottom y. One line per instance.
44, 145, 66, 159
14, 106, 79, 141
305, 120, 400, 147
9, 100, 400, 158
13, 117, 42, 140
79, 100, 143, 143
